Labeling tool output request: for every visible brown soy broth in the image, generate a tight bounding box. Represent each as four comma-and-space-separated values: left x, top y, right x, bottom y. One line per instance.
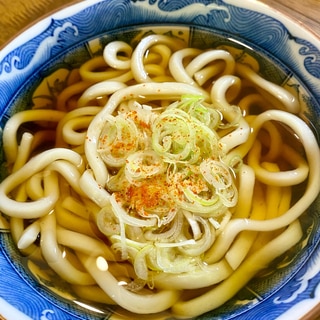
1, 26, 317, 319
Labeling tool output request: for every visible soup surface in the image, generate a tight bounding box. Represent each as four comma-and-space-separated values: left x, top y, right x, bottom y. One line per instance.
0, 26, 319, 319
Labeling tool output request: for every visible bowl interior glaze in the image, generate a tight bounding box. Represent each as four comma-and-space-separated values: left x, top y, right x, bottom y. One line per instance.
0, 1, 320, 319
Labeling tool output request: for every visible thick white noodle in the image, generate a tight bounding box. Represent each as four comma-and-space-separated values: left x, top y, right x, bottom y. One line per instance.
173, 220, 302, 317
0, 149, 83, 218
205, 110, 320, 263
185, 49, 235, 77
131, 34, 186, 83
56, 227, 116, 260
235, 63, 300, 113
3, 110, 65, 164
248, 141, 309, 186
103, 41, 133, 70
169, 48, 202, 85
17, 220, 40, 250
211, 75, 250, 151
12, 132, 34, 173
40, 213, 95, 285
79, 169, 110, 207
78, 252, 180, 314
77, 81, 127, 107
153, 259, 233, 289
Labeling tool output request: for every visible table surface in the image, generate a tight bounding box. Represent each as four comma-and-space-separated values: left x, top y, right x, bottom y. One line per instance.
0, 0, 319, 319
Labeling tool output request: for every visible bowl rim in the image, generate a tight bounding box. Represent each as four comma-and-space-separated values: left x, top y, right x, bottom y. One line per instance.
0, 1, 320, 319
1, 0, 320, 55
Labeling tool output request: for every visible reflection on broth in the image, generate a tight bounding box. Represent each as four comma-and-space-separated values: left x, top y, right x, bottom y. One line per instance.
0, 29, 319, 318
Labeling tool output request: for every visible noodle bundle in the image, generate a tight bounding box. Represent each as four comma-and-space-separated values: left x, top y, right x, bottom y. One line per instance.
0, 34, 319, 317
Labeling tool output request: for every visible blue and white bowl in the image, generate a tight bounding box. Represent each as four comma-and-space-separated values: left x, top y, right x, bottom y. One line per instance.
0, 1, 319, 319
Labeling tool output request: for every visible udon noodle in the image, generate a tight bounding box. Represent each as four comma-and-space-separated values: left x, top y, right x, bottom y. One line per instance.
0, 34, 319, 317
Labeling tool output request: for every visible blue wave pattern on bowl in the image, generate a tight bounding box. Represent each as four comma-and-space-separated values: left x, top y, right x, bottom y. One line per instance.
0, 0, 320, 319
1, 0, 320, 110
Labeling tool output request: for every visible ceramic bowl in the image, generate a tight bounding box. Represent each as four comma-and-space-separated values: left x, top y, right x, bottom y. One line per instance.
0, 1, 319, 319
